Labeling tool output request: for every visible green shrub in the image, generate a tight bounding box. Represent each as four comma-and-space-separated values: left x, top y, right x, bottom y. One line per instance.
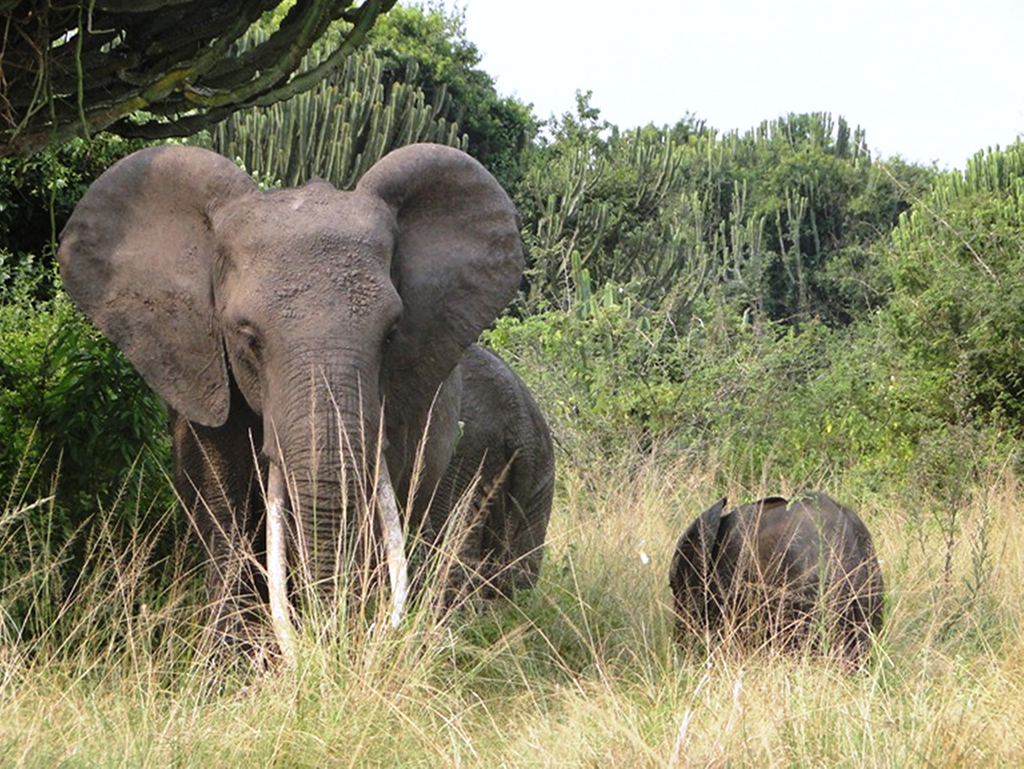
487, 286, 693, 461
882, 142, 1024, 431
0, 255, 176, 628
488, 278, 1010, 499
0, 135, 146, 269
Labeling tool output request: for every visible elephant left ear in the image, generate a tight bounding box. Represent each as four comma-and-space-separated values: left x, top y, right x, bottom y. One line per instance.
357, 143, 524, 413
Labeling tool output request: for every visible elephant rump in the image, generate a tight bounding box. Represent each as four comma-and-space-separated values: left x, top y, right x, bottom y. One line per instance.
669, 491, 884, 666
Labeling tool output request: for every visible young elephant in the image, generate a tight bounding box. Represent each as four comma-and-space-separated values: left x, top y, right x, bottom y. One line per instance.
669, 492, 884, 663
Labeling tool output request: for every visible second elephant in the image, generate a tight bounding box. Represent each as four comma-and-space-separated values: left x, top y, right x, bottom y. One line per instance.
669, 492, 884, 663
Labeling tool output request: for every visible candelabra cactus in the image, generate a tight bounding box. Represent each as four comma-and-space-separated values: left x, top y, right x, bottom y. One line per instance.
211, 49, 466, 189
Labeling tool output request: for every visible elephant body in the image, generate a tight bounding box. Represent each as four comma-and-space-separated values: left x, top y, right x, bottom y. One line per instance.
58, 143, 554, 644
428, 345, 554, 596
669, 492, 883, 663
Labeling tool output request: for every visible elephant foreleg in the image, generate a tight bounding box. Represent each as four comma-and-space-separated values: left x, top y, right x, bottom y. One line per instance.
172, 407, 268, 651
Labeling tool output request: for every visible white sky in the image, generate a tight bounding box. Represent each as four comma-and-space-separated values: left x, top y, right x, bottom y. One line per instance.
449, 0, 1024, 170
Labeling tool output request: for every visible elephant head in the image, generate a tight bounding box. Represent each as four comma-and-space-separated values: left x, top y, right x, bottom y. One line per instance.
58, 143, 524, 629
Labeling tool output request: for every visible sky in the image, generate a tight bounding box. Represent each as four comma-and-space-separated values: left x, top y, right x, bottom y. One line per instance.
448, 0, 1023, 170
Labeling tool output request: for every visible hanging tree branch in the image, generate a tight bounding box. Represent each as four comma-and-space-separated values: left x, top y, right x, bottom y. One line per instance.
0, 0, 396, 156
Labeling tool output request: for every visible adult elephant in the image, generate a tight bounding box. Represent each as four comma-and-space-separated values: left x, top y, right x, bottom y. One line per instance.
58, 143, 554, 649
669, 492, 883, 664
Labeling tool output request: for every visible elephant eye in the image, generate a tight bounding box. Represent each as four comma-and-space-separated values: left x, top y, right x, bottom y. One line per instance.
235, 323, 263, 356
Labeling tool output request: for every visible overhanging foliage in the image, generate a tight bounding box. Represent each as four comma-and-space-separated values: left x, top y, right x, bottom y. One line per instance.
0, 0, 395, 156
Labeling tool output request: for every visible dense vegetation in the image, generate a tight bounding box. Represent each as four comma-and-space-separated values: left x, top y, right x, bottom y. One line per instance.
1, 2, 1023, 764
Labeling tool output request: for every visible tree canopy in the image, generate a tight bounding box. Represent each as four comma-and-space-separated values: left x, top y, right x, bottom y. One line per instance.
0, 0, 395, 156
365, 3, 537, 187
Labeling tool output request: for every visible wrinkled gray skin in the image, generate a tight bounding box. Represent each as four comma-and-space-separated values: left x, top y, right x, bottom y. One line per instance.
669, 492, 884, 664
58, 143, 554, 644
426, 345, 554, 595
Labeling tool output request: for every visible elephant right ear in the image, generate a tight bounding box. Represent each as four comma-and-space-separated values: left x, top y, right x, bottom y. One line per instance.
58, 145, 257, 426
669, 496, 729, 594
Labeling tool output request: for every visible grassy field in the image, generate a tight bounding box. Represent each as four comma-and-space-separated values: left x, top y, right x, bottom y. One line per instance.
1, 446, 1023, 767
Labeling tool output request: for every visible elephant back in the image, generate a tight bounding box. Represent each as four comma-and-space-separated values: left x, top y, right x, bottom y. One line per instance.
670, 491, 884, 664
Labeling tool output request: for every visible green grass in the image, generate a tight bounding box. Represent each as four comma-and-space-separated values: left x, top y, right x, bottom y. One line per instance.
1, 446, 1023, 766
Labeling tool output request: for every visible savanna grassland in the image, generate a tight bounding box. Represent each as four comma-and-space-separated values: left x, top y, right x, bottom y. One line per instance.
1, 443, 1023, 766
3, 3, 1024, 766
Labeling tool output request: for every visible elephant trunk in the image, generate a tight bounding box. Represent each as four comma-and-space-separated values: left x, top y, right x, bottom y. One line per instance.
268, 365, 407, 625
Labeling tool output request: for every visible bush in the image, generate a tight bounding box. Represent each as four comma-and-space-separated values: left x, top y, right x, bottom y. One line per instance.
0, 135, 146, 268
0, 254, 176, 625
487, 286, 842, 474
882, 143, 1024, 431
487, 287, 693, 461
487, 280, 1011, 500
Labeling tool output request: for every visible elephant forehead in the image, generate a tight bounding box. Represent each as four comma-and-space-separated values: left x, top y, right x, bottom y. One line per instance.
216, 192, 397, 317
223, 192, 390, 261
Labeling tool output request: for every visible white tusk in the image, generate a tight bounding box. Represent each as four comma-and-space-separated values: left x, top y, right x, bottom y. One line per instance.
267, 461, 296, 664
376, 460, 409, 628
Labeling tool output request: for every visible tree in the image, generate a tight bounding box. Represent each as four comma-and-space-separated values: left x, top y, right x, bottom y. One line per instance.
365, 3, 537, 188
0, 133, 146, 271
882, 141, 1024, 429
0, 0, 396, 156
515, 105, 934, 326
206, 45, 466, 190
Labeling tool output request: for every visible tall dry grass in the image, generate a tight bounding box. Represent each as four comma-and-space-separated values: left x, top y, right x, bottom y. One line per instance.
1, 443, 1023, 766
